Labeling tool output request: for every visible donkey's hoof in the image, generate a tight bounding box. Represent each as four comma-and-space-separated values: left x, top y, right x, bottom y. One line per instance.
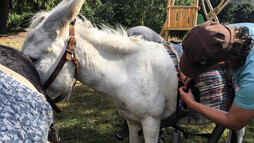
115, 127, 129, 141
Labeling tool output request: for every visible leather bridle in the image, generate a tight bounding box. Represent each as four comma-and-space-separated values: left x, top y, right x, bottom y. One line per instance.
44, 25, 79, 113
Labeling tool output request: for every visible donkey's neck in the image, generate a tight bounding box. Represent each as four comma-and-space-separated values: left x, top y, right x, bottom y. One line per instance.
75, 26, 141, 93
75, 21, 141, 54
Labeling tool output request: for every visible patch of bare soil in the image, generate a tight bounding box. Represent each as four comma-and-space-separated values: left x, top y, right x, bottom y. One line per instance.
0, 31, 28, 50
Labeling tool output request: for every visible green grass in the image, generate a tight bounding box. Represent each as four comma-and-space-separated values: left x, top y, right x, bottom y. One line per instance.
54, 83, 254, 143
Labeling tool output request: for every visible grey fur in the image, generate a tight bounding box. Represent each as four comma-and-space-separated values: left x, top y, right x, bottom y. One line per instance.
0, 44, 44, 94
127, 26, 164, 43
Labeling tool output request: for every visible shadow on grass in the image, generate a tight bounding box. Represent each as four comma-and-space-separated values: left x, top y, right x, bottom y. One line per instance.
54, 83, 254, 143
54, 84, 129, 143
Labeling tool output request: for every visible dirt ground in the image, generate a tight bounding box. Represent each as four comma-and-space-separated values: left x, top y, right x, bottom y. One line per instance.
0, 31, 28, 50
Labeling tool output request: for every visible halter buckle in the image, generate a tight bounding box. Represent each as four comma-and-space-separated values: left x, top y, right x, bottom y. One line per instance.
68, 36, 76, 45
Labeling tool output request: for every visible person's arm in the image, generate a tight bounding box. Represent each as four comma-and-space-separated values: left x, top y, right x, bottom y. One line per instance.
179, 87, 254, 130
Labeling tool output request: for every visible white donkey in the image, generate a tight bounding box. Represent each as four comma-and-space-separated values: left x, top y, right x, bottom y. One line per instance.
21, 0, 246, 142
22, 0, 178, 142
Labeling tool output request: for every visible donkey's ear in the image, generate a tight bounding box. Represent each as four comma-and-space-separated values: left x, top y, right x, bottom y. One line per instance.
48, 0, 72, 14
42, 0, 84, 33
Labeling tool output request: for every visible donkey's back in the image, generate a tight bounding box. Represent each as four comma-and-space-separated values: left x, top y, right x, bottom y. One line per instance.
0, 44, 44, 93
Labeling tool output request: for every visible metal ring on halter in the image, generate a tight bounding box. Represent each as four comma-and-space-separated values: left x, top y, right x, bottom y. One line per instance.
68, 36, 76, 45
66, 49, 73, 54
68, 35, 75, 41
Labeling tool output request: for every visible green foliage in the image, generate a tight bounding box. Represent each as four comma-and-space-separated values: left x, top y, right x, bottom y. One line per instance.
233, 1, 254, 23
199, 0, 254, 24
81, 0, 111, 24
11, 0, 62, 12
175, 0, 194, 6
8, 0, 62, 31
8, 12, 34, 31
218, 2, 236, 24
79, 0, 167, 33
7, 0, 254, 35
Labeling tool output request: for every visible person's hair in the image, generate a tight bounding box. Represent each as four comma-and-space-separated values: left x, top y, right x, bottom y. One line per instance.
225, 27, 253, 69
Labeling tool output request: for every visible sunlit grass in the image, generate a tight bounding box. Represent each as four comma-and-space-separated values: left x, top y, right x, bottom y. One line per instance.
0, 39, 22, 50
0, 29, 27, 50
54, 84, 128, 143
54, 84, 254, 143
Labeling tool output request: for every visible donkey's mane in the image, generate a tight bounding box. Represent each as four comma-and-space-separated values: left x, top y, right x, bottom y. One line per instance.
28, 12, 50, 34
28, 11, 145, 54
75, 18, 144, 54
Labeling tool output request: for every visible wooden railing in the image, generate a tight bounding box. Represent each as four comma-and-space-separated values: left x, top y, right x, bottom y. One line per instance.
160, 0, 200, 41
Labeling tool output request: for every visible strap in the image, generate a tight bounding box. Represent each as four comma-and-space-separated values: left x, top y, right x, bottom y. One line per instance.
43, 25, 77, 90
66, 25, 76, 61
45, 96, 62, 113
66, 25, 79, 79
43, 52, 67, 90
43, 25, 79, 113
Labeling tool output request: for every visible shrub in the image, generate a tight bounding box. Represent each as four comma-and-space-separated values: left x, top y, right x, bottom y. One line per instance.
8, 12, 34, 32
234, 1, 254, 23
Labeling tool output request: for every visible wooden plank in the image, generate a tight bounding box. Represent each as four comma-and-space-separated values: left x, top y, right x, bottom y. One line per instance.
189, 8, 194, 27
160, 20, 167, 36
182, 9, 190, 28
194, 0, 199, 7
166, 9, 170, 27
193, 10, 198, 27
176, 8, 183, 27
170, 0, 175, 7
170, 9, 177, 28
165, 31, 169, 41
165, 27, 193, 30
168, 6, 199, 9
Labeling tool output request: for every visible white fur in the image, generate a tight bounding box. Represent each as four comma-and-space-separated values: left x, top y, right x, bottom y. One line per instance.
227, 128, 245, 143
22, 0, 178, 143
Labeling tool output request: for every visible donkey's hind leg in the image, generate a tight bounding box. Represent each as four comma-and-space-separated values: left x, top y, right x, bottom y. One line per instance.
127, 120, 143, 143
141, 116, 161, 143
227, 128, 245, 143
236, 128, 245, 143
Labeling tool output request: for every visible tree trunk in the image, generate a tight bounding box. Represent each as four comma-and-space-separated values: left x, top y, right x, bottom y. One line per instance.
0, 0, 9, 34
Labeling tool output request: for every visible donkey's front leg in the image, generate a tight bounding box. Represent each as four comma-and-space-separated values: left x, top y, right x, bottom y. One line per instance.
141, 116, 161, 143
127, 120, 143, 143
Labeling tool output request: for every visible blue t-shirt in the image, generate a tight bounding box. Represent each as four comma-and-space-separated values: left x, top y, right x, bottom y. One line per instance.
229, 23, 254, 110
232, 50, 254, 110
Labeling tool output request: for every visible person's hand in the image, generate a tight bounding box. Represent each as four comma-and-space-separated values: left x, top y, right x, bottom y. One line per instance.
180, 73, 192, 88
179, 86, 195, 107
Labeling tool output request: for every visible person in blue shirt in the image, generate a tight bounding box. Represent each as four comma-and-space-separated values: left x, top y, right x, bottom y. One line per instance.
179, 21, 254, 130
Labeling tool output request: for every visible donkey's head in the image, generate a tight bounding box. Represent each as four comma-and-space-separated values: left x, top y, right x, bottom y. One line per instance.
22, 0, 84, 97
22, 0, 84, 60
